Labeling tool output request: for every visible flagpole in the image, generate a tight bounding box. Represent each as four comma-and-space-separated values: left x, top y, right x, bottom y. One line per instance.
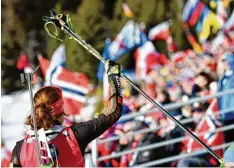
42, 9, 224, 164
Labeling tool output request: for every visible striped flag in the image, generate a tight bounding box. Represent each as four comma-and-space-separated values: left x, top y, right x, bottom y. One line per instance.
223, 11, 234, 31
38, 55, 90, 115
183, 100, 224, 165
148, 21, 172, 41
134, 38, 168, 79
107, 20, 141, 60
148, 21, 177, 53
182, 0, 205, 26
45, 44, 66, 85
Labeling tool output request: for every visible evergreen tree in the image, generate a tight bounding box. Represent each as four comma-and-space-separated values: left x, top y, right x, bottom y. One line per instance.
2, 0, 204, 94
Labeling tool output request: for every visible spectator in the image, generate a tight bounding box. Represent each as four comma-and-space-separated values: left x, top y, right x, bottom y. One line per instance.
192, 102, 209, 124
156, 89, 171, 105
217, 52, 234, 143
191, 72, 212, 98
126, 120, 165, 167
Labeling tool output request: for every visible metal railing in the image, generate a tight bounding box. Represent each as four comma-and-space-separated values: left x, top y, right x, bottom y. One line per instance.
91, 89, 234, 166
98, 107, 234, 144
98, 124, 234, 161
119, 89, 234, 122
135, 141, 234, 167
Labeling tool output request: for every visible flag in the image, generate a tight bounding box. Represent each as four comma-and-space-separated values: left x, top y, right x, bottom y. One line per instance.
183, 100, 224, 164
223, 11, 234, 31
216, 0, 228, 22
45, 44, 66, 84
148, 21, 171, 41
107, 20, 141, 60
96, 39, 111, 81
148, 21, 177, 53
196, 8, 222, 42
182, 0, 205, 26
122, 3, 133, 17
182, 0, 199, 21
16, 52, 39, 84
195, 6, 210, 33
38, 55, 50, 76
38, 57, 90, 115
167, 36, 178, 53
134, 40, 168, 79
16, 52, 31, 70
186, 115, 224, 160
183, 23, 203, 54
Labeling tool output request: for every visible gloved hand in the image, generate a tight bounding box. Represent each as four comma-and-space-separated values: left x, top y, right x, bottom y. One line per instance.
105, 60, 121, 76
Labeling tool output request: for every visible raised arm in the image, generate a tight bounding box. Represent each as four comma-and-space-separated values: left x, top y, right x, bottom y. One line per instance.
71, 60, 123, 154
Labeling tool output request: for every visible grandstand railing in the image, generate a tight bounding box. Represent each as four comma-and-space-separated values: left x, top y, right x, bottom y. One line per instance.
89, 89, 234, 167
119, 89, 234, 122
98, 124, 234, 161
98, 107, 234, 144
136, 141, 234, 167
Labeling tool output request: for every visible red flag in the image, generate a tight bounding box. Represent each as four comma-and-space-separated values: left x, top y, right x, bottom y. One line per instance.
134, 41, 168, 79
187, 2, 206, 26
148, 21, 177, 53
16, 52, 31, 70
38, 55, 50, 76
167, 36, 178, 53
17, 52, 39, 84
38, 56, 90, 115
148, 21, 171, 41
183, 100, 224, 165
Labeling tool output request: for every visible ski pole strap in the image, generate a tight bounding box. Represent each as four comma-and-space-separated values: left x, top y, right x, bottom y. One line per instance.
43, 13, 72, 41
44, 21, 63, 42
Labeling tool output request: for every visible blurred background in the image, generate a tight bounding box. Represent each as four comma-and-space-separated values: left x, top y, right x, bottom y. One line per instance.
1, 0, 234, 167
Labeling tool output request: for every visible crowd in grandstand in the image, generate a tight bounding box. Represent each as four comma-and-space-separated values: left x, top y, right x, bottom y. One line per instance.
96, 32, 234, 167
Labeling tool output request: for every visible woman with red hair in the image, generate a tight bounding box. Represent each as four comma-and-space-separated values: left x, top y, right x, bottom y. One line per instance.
11, 60, 123, 167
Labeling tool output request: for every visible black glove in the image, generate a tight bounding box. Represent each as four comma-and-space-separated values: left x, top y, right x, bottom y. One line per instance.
105, 60, 121, 76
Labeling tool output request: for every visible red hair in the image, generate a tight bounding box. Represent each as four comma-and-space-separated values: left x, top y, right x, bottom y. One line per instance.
26, 86, 64, 130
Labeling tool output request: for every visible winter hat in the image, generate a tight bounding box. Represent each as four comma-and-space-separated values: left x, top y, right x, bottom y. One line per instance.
224, 143, 234, 162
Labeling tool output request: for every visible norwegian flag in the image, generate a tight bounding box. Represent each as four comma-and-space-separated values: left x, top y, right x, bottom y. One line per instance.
1, 145, 12, 167
183, 100, 224, 164
38, 56, 90, 115
134, 40, 168, 79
